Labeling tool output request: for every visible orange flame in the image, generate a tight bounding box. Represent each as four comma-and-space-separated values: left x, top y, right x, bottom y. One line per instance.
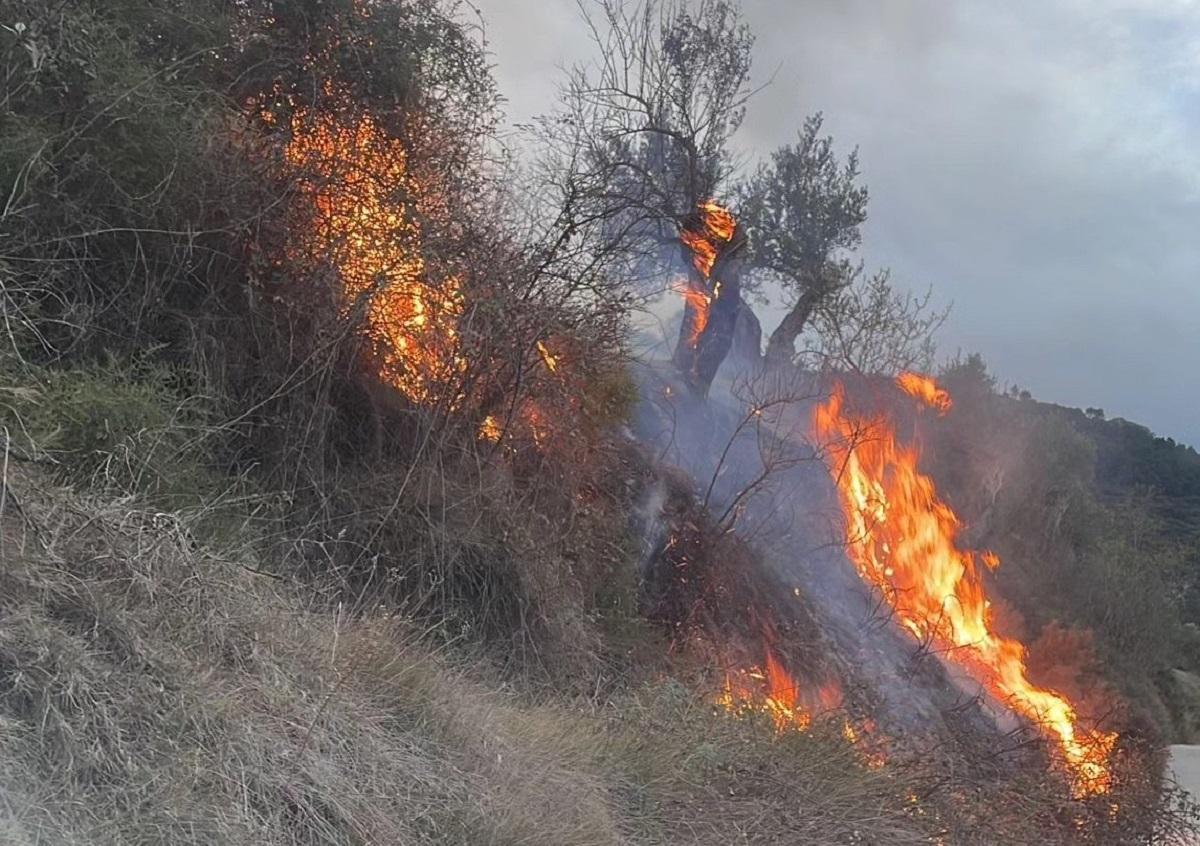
896, 372, 953, 415
716, 649, 889, 767
536, 341, 559, 373
681, 200, 736, 278
717, 656, 813, 733
812, 376, 1116, 795
672, 281, 712, 347
478, 414, 502, 443
677, 201, 736, 349
276, 101, 465, 405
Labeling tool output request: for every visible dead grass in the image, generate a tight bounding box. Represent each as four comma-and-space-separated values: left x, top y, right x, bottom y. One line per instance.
0, 462, 942, 845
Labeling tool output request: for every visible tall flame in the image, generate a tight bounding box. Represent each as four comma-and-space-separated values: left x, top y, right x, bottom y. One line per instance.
813, 375, 1116, 795
672, 281, 712, 347
677, 201, 736, 349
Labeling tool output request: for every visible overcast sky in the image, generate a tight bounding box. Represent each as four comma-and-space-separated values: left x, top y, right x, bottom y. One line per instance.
470, 0, 1200, 447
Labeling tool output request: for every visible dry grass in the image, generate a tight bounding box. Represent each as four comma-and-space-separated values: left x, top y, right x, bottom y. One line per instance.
0, 462, 940, 846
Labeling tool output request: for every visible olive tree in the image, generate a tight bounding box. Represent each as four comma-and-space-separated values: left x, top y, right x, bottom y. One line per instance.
739, 112, 869, 367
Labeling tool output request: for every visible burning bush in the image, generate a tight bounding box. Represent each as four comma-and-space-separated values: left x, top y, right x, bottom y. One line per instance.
0, 0, 635, 669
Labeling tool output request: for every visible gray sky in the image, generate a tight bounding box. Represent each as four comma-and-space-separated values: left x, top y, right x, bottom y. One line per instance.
471, 0, 1200, 447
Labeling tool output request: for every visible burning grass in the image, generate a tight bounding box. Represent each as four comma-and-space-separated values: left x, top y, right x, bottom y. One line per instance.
0, 462, 941, 846
0, 386, 1194, 845
814, 374, 1118, 796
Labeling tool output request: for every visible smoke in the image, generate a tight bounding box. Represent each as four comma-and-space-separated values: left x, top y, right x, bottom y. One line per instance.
632, 478, 668, 583
629, 359, 1027, 757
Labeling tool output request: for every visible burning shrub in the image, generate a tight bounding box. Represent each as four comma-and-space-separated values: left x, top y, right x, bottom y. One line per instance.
0, 0, 639, 672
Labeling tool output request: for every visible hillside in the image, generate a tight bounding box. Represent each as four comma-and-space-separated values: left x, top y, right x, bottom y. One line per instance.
999, 394, 1200, 541
1, 458, 958, 845
2, 1, 1198, 843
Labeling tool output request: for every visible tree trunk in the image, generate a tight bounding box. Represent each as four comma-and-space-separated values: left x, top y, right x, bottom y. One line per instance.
730, 301, 762, 367
764, 286, 823, 367
672, 228, 748, 395
672, 271, 707, 374
691, 258, 743, 395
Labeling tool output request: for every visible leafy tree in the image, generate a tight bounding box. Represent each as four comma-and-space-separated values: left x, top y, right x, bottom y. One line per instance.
800, 266, 945, 376
738, 113, 869, 366
940, 352, 995, 391
555, 0, 754, 254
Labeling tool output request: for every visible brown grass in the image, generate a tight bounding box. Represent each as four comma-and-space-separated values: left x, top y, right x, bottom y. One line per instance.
0, 461, 942, 845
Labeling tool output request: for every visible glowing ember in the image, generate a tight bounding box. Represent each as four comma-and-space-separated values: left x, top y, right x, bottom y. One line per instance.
478, 414, 502, 443
896, 372, 953, 415
812, 375, 1117, 795
677, 200, 736, 349
276, 100, 465, 405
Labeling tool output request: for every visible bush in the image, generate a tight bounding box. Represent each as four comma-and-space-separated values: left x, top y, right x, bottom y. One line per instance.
0, 359, 219, 497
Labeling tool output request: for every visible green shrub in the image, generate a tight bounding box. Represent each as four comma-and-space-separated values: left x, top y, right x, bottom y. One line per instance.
0, 359, 225, 506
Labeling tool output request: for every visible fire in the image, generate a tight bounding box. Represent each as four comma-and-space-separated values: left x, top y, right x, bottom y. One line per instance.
716, 620, 844, 735
672, 281, 712, 347
716, 648, 890, 769
717, 654, 813, 733
478, 415, 502, 443
275, 99, 465, 405
677, 201, 736, 348
536, 340, 559, 373
896, 371, 953, 415
813, 375, 1117, 795
680, 200, 737, 278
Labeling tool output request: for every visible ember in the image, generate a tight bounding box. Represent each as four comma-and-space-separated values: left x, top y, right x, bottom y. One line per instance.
813, 374, 1117, 795
478, 414, 502, 443
537, 341, 559, 373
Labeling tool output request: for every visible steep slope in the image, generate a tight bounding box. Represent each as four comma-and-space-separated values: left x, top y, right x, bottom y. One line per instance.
0, 461, 941, 846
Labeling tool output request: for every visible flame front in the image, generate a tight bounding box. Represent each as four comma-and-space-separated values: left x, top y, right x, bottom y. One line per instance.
813, 376, 1116, 795
677, 201, 736, 348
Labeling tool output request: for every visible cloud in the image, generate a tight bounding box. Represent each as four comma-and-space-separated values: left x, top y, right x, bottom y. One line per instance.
471, 0, 1200, 445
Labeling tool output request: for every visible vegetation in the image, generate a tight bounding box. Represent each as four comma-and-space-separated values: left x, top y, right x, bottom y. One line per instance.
933, 354, 1200, 743
0, 0, 1196, 843
0, 463, 944, 845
